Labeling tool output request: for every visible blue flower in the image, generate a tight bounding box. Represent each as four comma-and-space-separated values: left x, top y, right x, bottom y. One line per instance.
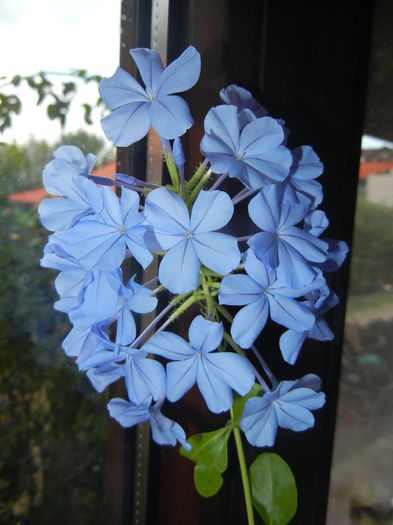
144, 187, 240, 293
318, 239, 349, 272
107, 397, 191, 450
87, 364, 125, 393
240, 376, 325, 447
219, 249, 317, 349
284, 146, 324, 208
248, 184, 328, 287
77, 329, 166, 405
279, 286, 338, 364
57, 187, 153, 271
42, 145, 96, 195
200, 105, 292, 189
220, 85, 268, 117
114, 276, 157, 346
99, 46, 201, 146
143, 315, 255, 413
42, 240, 122, 327
62, 325, 108, 364
62, 326, 125, 392
220, 84, 268, 128
123, 349, 166, 405
67, 270, 122, 329
304, 209, 329, 237
39, 172, 103, 232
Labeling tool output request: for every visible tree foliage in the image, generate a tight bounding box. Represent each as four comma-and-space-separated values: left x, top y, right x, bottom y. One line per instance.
0, 70, 103, 132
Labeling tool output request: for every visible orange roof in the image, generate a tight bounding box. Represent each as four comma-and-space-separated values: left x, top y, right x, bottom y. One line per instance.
9, 159, 393, 204
359, 160, 393, 180
8, 161, 116, 204
91, 160, 116, 180
9, 187, 47, 204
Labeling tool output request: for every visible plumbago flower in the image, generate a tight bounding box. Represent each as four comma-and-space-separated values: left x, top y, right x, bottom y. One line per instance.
144, 187, 240, 293
38, 46, 348, 525
143, 316, 255, 413
200, 105, 292, 189
240, 375, 326, 447
99, 46, 201, 146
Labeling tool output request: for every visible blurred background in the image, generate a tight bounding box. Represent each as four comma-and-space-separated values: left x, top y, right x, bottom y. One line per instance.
0, 1, 392, 524
0, 1, 120, 523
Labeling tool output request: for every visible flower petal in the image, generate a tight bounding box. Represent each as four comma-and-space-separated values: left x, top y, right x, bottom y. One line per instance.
99, 67, 148, 109
159, 238, 200, 293
190, 190, 234, 233
197, 358, 234, 413
69, 271, 120, 328
268, 293, 315, 332
277, 241, 318, 288
248, 185, 281, 231
279, 329, 308, 365
247, 232, 279, 268
87, 364, 124, 393
192, 232, 241, 275
155, 46, 201, 96
240, 116, 285, 154
282, 227, 328, 262
143, 331, 195, 360
132, 357, 167, 403
200, 133, 235, 173
144, 187, 189, 247
149, 406, 190, 449
291, 146, 323, 181
101, 102, 150, 147
203, 105, 240, 154
240, 397, 278, 447
219, 274, 264, 306
107, 398, 150, 428
125, 227, 153, 269
243, 249, 276, 287
203, 353, 254, 395
130, 48, 164, 92
116, 305, 136, 346
166, 357, 198, 402
63, 220, 125, 271
188, 316, 223, 353
231, 297, 269, 349
149, 95, 193, 138
38, 197, 89, 231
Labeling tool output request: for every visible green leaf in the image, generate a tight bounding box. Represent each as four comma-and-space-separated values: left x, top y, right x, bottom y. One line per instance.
82, 104, 93, 125
11, 75, 21, 87
180, 425, 232, 497
250, 453, 297, 525
62, 82, 76, 96
232, 383, 263, 426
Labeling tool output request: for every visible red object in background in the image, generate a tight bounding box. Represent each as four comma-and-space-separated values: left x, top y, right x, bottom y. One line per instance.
8, 160, 393, 205
359, 160, 393, 180
8, 160, 116, 204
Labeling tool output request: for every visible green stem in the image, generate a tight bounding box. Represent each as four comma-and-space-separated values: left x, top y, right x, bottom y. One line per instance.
223, 331, 245, 356
168, 294, 197, 322
231, 408, 255, 525
163, 151, 180, 193
201, 274, 215, 316
186, 159, 208, 191
217, 304, 233, 323
187, 170, 212, 206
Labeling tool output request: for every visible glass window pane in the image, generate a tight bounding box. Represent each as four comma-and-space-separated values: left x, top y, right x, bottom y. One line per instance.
326, 2, 393, 523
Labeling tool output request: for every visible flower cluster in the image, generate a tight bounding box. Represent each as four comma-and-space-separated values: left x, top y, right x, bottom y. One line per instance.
39, 46, 348, 456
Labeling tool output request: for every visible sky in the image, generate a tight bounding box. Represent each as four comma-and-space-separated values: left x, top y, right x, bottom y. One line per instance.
0, 0, 121, 144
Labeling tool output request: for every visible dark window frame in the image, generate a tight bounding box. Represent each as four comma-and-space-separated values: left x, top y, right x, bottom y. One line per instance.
108, 2, 375, 523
